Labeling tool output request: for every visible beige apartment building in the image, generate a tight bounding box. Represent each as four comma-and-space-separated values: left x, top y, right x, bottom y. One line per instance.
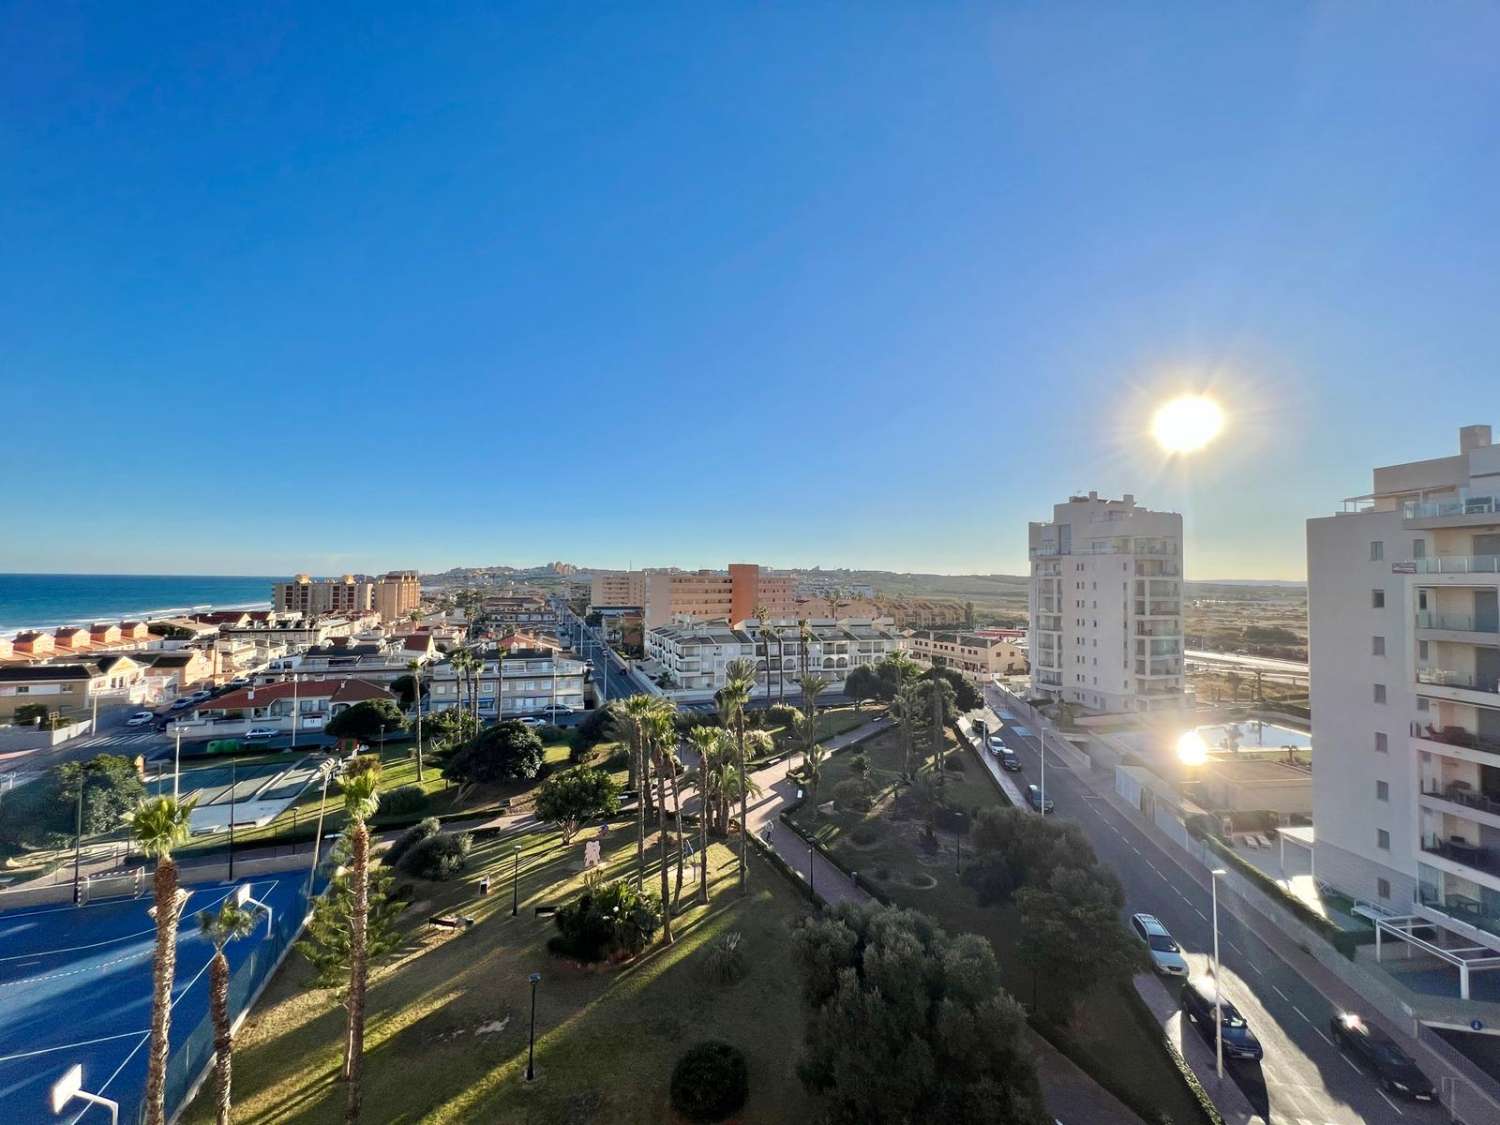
274, 571, 421, 621
616, 563, 797, 627
590, 570, 648, 608
904, 630, 1028, 682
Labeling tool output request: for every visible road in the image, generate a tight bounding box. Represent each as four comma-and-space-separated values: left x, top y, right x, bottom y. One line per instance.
983, 685, 1445, 1125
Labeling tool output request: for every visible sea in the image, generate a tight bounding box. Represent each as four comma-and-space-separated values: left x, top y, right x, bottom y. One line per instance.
0, 574, 284, 637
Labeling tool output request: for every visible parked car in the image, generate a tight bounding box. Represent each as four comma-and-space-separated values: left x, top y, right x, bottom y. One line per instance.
986, 735, 1007, 752
1130, 913, 1189, 976
517, 716, 545, 727
244, 727, 279, 740
227, 677, 251, 688
1329, 1013, 1436, 1101
1026, 784, 1054, 813
1179, 977, 1263, 1061
125, 711, 156, 727
168, 698, 196, 711
998, 747, 1023, 772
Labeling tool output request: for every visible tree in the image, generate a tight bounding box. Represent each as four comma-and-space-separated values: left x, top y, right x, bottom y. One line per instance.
686, 725, 726, 905
872, 652, 919, 702
890, 682, 926, 781
647, 703, 679, 940
390, 674, 418, 710
613, 695, 673, 890
339, 755, 381, 1123
536, 767, 621, 845
844, 665, 879, 712
961, 806, 1097, 906
922, 664, 983, 713
442, 721, 545, 786
918, 676, 957, 786
128, 795, 196, 1125
1015, 865, 1145, 1022
197, 898, 258, 1125
297, 836, 408, 989
424, 707, 476, 752
799, 673, 831, 759
325, 700, 406, 748
791, 901, 1047, 1125
718, 658, 758, 894
1, 754, 144, 849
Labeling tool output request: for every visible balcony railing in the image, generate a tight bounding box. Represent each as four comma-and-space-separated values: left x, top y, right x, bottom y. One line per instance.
1136, 622, 1182, 638
1404, 496, 1500, 520
1417, 892, 1500, 940
1412, 721, 1500, 755
1422, 782, 1500, 818
1413, 555, 1500, 575
1422, 837, 1500, 879
1134, 602, 1181, 617
1416, 611, 1500, 633
1417, 668, 1500, 695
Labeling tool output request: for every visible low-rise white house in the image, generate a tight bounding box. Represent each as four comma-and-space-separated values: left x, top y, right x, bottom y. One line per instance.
427, 646, 588, 718
646, 618, 903, 695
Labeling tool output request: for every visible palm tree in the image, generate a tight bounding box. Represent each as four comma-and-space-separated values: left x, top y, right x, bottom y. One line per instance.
646, 706, 678, 941
686, 726, 725, 905
406, 659, 425, 783
718, 658, 757, 894
769, 622, 786, 702
922, 675, 954, 788
197, 898, 258, 1125
753, 603, 771, 701
892, 682, 924, 780
613, 696, 669, 890
798, 672, 831, 764
340, 755, 382, 1124
128, 795, 195, 1125
797, 619, 813, 693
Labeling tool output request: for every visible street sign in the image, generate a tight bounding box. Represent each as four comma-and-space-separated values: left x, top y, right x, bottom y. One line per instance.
1472, 1018, 1485, 1031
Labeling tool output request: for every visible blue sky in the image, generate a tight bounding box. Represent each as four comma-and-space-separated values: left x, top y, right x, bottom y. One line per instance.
3, 3, 1498, 580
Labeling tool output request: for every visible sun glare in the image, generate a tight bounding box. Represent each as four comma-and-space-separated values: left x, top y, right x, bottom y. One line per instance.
1152, 394, 1224, 454
1176, 730, 1208, 766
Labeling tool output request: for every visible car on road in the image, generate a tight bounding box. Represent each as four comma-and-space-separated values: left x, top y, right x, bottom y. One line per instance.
994, 744, 1023, 772
168, 697, 197, 711
517, 716, 545, 727
227, 677, 251, 688
1025, 784, 1054, 813
986, 735, 1007, 752
1130, 913, 1189, 976
1328, 1013, 1436, 1101
125, 711, 156, 727
244, 727, 279, 740
1179, 977, 1263, 1061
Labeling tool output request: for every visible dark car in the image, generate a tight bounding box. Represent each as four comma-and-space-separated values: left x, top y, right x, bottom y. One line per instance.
1026, 784, 1054, 813
1329, 1013, 1436, 1101
999, 747, 1023, 772
1179, 977, 1263, 1061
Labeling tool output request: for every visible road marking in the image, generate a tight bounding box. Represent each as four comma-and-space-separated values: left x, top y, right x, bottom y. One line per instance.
1193, 908, 1207, 921
1313, 1028, 1335, 1047
1228, 941, 1245, 956
1129, 845, 1141, 854
1272, 984, 1291, 1002
1292, 1005, 1310, 1023
1377, 1089, 1404, 1115
1248, 962, 1262, 974
1338, 1052, 1361, 1074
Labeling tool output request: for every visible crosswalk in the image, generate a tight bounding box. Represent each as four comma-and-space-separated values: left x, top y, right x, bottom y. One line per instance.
73, 732, 164, 749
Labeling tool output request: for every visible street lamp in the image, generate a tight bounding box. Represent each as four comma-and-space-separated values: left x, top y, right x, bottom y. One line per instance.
526, 971, 542, 1081
1210, 867, 1226, 1078
512, 846, 521, 917
50, 1063, 118, 1125
306, 758, 340, 898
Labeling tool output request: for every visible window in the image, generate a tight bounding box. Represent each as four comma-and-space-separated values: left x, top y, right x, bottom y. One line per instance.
1377, 829, 1390, 850
1413, 539, 1426, 560
1372, 589, 1386, 608
1377, 878, 1391, 899
1418, 640, 1429, 661
1375, 731, 1388, 753
1417, 697, 1430, 713
1370, 541, 1384, 561
1373, 636, 1385, 656
1376, 780, 1389, 801
1373, 684, 1386, 704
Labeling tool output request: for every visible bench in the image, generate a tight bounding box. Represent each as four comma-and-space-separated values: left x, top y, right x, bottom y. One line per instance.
428, 913, 477, 930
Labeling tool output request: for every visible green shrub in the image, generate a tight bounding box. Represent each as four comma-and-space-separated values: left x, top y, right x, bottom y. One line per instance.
397, 831, 473, 880
702, 931, 746, 985
547, 879, 661, 962
669, 1040, 749, 1123
833, 778, 872, 812
384, 817, 440, 867
603, 746, 631, 771
379, 784, 429, 818
539, 723, 566, 743
850, 821, 879, 847
765, 703, 802, 728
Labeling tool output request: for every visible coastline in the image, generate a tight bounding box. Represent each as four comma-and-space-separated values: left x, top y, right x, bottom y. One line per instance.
0, 600, 274, 640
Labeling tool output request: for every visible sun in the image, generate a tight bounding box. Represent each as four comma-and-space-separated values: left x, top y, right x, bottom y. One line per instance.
1152, 394, 1224, 454
1176, 730, 1208, 766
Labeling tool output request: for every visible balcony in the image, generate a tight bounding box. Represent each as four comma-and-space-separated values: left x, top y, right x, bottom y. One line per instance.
1415, 892, 1500, 945
1035, 614, 1062, 632
1133, 601, 1181, 617
1135, 622, 1182, 638
1416, 611, 1500, 635
1417, 668, 1500, 699
1413, 555, 1500, 576
1422, 837, 1500, 880
1404, 496, 1500, 521
1421, 782, 1500, 823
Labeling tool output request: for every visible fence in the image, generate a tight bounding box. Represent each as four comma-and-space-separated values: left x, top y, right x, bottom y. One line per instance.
154, 855, 335, 1124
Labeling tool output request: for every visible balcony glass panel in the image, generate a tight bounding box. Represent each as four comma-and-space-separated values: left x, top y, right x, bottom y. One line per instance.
1418, 668, 1500, 695
1416, 612, 1499, 633
1404, 496, 1500, 521
1412, 554, 1500, 574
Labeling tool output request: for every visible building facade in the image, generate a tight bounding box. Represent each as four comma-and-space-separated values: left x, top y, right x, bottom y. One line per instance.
1309, 424, 1500, 958
903, 630, 1028, 682
642, 563, 797, 627
646, 618, 902, 695
426, 647, 588, 717
1028, 492, 1185, 713
590, 570, 648, 609
374, 571, 422, 622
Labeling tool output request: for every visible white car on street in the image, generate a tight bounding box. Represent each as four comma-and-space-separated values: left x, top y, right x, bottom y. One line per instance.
244, 727, 279, 740
125, 711, 156, 727
1130, 912, 1189, 976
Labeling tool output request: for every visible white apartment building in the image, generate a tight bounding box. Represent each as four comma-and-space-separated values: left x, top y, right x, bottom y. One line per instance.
1028, 492, 1185, 713
646, 618, 902, 695
427, 646, 588, 718
903, 630, 1028, 682
1309, 424, 1500, 971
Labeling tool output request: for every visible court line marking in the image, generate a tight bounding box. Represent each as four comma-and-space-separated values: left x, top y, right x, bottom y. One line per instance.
0, 1029, 151, 1063
0, 926, 157, 963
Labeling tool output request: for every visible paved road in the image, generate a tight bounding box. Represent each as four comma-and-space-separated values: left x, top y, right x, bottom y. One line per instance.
983, 686, 1446, 1125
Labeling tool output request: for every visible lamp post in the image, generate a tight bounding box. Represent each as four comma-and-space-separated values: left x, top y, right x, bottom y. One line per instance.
526, 971, 542, 1081
306, 759, 338, 898
228, 760, 237, 881
173, 725, 182, 802
1211, 867, 1226, 1078
72, 774, 86, 906
512, 846, 521, 917
289, 673, 299, 752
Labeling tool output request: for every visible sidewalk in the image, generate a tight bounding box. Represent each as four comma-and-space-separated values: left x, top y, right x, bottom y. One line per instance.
1134, 974, 1263, 1125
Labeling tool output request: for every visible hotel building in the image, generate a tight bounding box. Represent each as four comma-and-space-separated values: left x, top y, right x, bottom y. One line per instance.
1309, 424, 1500, 975
1028, 492, 1185, 713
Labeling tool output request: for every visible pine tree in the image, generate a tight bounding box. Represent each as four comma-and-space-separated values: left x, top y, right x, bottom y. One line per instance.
296, 837, 408, 994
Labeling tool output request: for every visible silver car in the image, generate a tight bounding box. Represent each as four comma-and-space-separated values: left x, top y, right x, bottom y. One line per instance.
1131, 913, 1189, 976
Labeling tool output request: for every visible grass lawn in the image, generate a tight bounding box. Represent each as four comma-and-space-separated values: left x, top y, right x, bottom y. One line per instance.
787, 726, 1207, 1125
193, 818, 816, 1124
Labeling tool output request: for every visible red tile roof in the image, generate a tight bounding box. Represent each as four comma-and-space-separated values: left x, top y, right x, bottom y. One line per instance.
201, 678, 393, 711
